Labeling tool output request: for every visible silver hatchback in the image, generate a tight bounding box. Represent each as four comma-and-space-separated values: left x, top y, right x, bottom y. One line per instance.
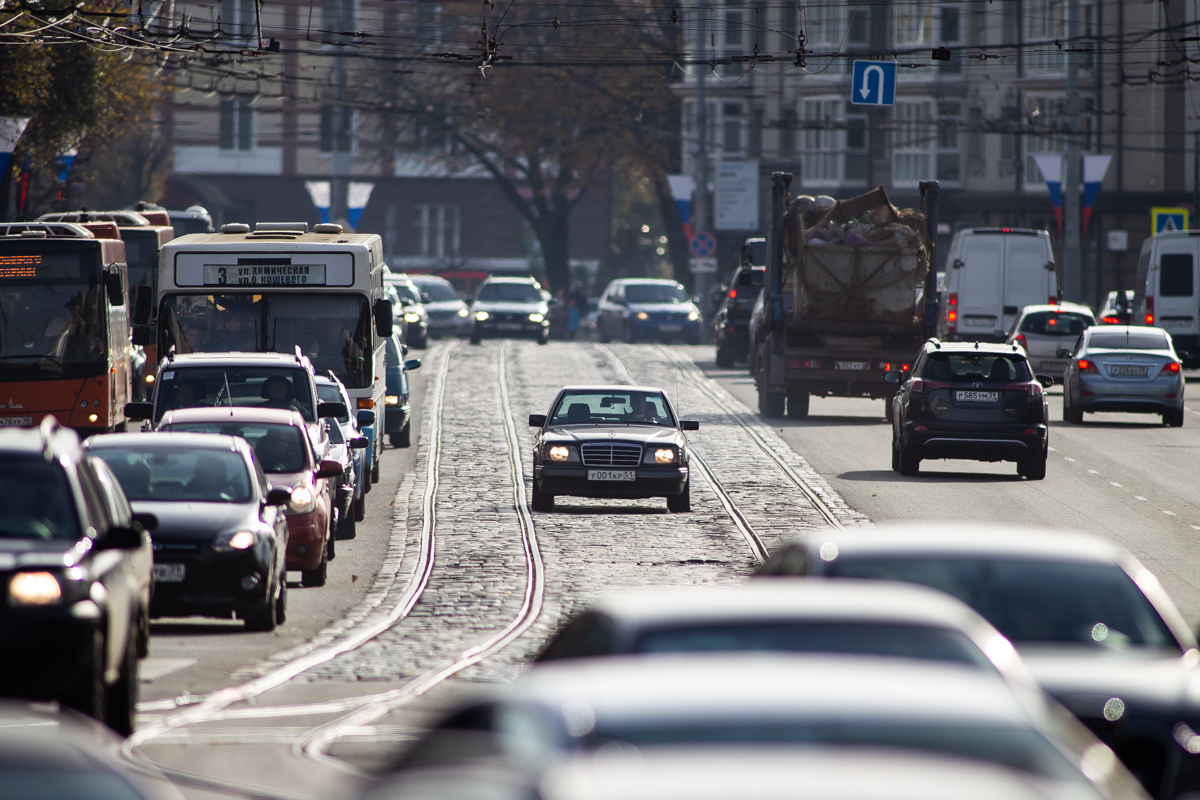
1006, 303, 1095, 377
1062, 325, 1184, 425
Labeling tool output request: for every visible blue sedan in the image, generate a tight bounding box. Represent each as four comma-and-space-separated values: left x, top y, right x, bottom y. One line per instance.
1062, 325, 1184, 426
596, 279, 703, 344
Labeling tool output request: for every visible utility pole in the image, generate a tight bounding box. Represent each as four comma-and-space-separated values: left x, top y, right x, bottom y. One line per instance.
692, 0, 712, 337
330, 53, 351, 228
1062, 0, 1082, 302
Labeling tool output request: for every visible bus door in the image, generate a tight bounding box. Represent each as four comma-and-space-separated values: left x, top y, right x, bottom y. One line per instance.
118, 222, 174, 396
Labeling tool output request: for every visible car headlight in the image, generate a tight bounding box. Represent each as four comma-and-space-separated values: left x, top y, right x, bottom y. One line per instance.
213, 530, 256, 553
386, 395, 400, 405
636, 312, 649, 320
404, 312, 421, 323
529, 313, 545, 323
475, 311, 490, 321
654, 448, 676, 464
688, 310, 701, 321
289, 484, 315, 513
145, 374, 155, 383
458, 308, 469, 317
9, 571, 62, 606
544, 444, 579, 463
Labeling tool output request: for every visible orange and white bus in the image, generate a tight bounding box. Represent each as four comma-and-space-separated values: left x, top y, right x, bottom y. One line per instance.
0, 221, 133, 434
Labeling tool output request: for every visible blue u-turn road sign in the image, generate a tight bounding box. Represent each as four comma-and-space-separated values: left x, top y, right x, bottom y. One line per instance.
851, 60, 897, 107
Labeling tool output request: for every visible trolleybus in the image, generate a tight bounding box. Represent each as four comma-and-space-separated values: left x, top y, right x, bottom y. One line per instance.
0, 221, 133, 434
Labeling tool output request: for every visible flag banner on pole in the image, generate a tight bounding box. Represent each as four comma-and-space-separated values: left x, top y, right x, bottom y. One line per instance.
667, 174, 694, 241
1081, 154, 1113, 235
0, 117, 30, 177
1032, 155, 1064, 235
347, 182, 374, 231
305, 181, 331, 224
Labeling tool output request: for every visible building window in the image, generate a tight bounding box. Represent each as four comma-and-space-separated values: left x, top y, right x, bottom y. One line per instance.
722, 103, 743, 155
219, 98, 254, 151
322, 0, 355, 44
804, 3, 865, 73
1023, 0, 1093, 73
779, 107, 797, 157
895, 3, 960, 71
748, 109, 764, 158
893, 101, 932, 184
220, 0, 257, 43
320, 104, 354, 153
802, 99, 866, 186
415, 204, 460, 258
936, 102, 961, 182
1023, 95, 1095, 189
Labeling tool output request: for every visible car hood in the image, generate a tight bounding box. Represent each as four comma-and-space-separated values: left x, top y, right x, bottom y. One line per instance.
1021, 646, 1200, 718
424, 300, 468, 313
0, 537, 88, 570
473, 300, 548, 315
131, 500, 259, 542
264, 469, 311, 490
626, 303, 698, 315
544, 425, 684, 445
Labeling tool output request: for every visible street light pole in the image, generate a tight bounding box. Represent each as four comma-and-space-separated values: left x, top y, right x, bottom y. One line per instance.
331, 53, 351, 228
1062, 0, 1082, 302
692, 0, 712, 336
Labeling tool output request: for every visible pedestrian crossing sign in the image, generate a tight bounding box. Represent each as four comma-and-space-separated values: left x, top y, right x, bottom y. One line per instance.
1152, 207, 1189, 233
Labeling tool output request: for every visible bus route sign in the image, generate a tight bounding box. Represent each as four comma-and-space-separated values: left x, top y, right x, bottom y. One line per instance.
203, 264, 327, 286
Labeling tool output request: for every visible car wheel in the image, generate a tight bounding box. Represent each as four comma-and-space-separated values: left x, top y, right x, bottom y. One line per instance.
891, 432, 900, 472
337, 506, 357, 540
666, 479, 691, 513
354, 491, 366, 522
388, 433, 402, 448
371, 456, 380, 483
759, 389, 785, 418
884, 396, 895, 424
623, 323, 637, 344
1164, 408, 1185, 427
135, 606, 150, 659
898, 440, 921, 476
398, 422, 411, 447
597, 320, 611, 343
1066, 395, 1083, 425
275, 569, 288, 625
531, 478, 554, 511
243, 598, 277, 632
470, 332, 482, 345
414, 335, 428, 349
326, 519, 337, 560
786, 389, 810, 419
1018, 451, 1048, 480
62, 630, 106, 723
301, 553, 328, 587
716, 346, 736, 369
537, 329, 549, 345
104, 628, 138, 736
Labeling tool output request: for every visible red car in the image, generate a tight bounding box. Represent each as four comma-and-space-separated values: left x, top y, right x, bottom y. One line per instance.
158, 407, 342, 586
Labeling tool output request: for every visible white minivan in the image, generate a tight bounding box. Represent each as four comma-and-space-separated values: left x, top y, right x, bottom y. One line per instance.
938, 228, 1058, 342
1134, 230, 1200, 368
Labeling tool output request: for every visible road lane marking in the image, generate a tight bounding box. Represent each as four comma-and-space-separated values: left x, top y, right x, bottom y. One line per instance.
1087, 469, 1098, 474
1064, 457, 1076, 462
1136, 496, 1149, 501
1163, 510, 1177, 516
139, 658, 197, 683
1111, 482, 1122, 487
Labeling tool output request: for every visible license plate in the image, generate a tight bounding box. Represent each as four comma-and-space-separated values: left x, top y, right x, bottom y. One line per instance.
659, 324, 683, 333
1040, 361, 1066, 373
962, 316, 995, 327
955, 391, 999, 403
1109, 365, 1148, 377
587, 469, 636, 482
1162, 318, 1192, 330
154, 563, 186, 583
835, 361, 867, 371
496, 323, 523, 331
0, 416, 32, 427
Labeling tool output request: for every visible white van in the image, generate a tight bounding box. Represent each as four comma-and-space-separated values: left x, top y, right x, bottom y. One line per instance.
938, 228, 1058, 342
1134, 230, 1200, 367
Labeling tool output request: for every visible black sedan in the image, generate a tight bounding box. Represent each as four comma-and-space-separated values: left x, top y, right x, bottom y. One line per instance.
886, 339, 1053, 479
86, 433, 292, 632
756, 522, 1200, 800
529, 386, 698, 512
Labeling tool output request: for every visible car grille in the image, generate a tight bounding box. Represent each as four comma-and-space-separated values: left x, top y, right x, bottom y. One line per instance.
581, 443, 642, 467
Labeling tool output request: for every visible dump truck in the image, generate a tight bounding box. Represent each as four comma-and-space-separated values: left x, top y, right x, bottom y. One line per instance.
753, 176, 940, 420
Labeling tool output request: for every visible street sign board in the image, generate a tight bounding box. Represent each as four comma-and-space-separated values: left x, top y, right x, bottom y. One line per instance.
715, 160, 759, 231
850, 60, 896, 107
689, 257, 717, 274
689, 230, 717, 257
1152, 208, 1189, 233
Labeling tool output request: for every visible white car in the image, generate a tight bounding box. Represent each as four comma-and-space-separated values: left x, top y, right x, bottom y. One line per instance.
1006, 302, 1096, 377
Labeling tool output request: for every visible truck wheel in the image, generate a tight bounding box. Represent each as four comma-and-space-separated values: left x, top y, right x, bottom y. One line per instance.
716, 346, 736, 369
898, 441, 921, 476
759, 389, 785, 418
786, 389, 810, 419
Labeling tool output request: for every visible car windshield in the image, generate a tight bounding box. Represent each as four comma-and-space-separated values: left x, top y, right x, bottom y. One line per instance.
326, 420, 345, 444
1019, 312, 1092, 337
634, 623, 992, 669
160, 293, 373, 388
550, 390, 674, 427
0, 460, 79, 539
625, 283, 689, 304
826, 558, 1178, 649
1089, 331, 1171, 351
90, 446, 252, 503
414, 280, 460, 302
393, 283, 421, 305
155, 366, 316, 421
156, 422, 308, 473
476, 283, 542, 303
587, 722, 1082, 782
923, 354, 1032, 383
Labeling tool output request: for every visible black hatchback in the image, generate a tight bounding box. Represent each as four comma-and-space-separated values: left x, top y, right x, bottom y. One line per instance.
885, 340, 1052, 479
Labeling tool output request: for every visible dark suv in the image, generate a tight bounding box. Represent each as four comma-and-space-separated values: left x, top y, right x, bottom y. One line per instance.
714, 262, 765, 369
885, 340, 1052, 479
0, 418, 155, 735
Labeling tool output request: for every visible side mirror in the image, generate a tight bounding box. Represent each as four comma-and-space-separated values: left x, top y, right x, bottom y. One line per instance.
318, 402, 347, 419
1035, 375, 1055, 388
132, 512, 158, 532
691, 296, 702, 305
266, 487, 292, 506
131, 325, 153, 346
1055, 347, 1070, 358
952, 259, 964, 269
349, 436, 369, 449
97, 526, 141, 550
356, 409, 376, 426
103, 272, 125, 306
403, 358, 422, 371
315, 459, 343, 479
883, 371, 903, 384
373, 299, 394, 338
548, 297, 560, 306
124, 402, 154, 421
529, 414, 547, 428
132, 285, 154, 324
680, 420, 700, 431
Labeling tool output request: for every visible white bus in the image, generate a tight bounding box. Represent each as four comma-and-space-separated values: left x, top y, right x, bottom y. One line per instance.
148, 221, 394, 476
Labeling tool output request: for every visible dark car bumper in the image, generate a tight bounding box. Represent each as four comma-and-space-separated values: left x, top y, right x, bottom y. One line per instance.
474, 321, 547, 339
150, 550, 275, 618
906, 422, 1047, 462
535, 464, 689, 498
0, 610, 101, 697
629, 317, 701, 340
427, 313, 472, 336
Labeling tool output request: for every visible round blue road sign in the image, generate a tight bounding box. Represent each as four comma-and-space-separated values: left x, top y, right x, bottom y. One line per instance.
689, 230, 716, 257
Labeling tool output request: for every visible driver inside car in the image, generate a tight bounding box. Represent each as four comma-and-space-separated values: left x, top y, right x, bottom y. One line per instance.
626, 393, 664, 424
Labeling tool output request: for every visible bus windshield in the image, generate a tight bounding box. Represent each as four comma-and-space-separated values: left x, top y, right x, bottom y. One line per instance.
160, 293, 373, 388
121, 233, 157, 300
0, 250, 107, 381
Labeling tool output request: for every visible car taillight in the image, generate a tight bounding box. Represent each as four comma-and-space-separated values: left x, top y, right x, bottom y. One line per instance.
1162, 361, 1181, 374
1077, 359, 1099, 374
1049, 295, 1057, 305
911, 378, 951, 392
1101, 315, 1120, 324
1015, 334, 1028, 351
1004, 381, 1042, 397
1145, 297, 1155, 326
947, 293, 958, 332
728, 289, 737, 299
